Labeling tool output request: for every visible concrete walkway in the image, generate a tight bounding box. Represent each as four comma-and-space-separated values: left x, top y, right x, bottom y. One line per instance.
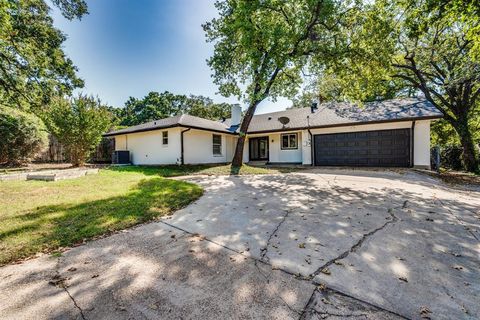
0, 170, 479, 319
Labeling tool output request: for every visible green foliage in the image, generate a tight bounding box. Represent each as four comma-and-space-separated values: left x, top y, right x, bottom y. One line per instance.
48, 95, 112, 166
204, 0, 343, 103
301, 0, 480, 171
0, 106, 48, 165
0, 0, 86, 109
438, 145, 464, 171
116, 91, 232, 126
205, 0, 345, 165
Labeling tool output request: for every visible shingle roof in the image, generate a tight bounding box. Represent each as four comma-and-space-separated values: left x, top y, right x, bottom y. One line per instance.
245, 98, 443, 133
104, 114, 238, 136
104, 98, 442, 137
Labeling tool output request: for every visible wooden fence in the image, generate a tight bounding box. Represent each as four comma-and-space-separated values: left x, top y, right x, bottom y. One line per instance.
35, 135, 115, 163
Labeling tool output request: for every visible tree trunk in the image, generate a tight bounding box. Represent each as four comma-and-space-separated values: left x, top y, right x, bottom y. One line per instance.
231, 100, 260, 167
452, 118, 479, 172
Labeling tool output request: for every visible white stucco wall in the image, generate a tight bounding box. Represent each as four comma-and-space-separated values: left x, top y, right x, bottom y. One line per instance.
301, 130, 312, 165
413, 120, 431, 168
114, 135, 127, 150
268, 132, 303, 163
183, 129, 233, 164
242, 131, 303, 163
226, 135, 237, 162
113, 120, 432, 167
309, 121, 413, 135
117, 128, 181, 165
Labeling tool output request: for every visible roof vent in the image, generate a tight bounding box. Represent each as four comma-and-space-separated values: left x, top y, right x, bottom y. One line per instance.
154, 121, 157, 125
310, 102, 318, 113
268, 117, 272, 120
278, 116, 290, 127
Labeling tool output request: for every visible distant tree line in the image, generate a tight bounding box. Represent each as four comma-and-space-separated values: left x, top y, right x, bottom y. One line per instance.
110, 91, 233, 127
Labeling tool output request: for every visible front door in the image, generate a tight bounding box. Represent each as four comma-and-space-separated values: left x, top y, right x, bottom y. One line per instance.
249, 137, 269, 161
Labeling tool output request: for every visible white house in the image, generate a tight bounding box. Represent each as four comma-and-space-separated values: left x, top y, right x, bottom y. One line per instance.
104, 98, 443, 169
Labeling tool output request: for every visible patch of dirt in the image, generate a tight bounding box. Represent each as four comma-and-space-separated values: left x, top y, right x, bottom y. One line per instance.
0, 163, 108, 175
421, 170, 480, 187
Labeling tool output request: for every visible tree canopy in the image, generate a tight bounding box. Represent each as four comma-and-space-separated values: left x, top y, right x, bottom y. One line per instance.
48, 95, 112, 166
292, 0, 480, 171
0, 0, 87, 110
204, 0, 346, 166
114, 91, 233, 127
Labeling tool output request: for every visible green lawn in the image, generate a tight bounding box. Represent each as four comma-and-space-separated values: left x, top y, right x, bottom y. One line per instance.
0, 164, 298, 265
0, 168, 203, 265
110, 163, 303, 176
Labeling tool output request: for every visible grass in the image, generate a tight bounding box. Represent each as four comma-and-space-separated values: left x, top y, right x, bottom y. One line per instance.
0, 168, 203, 265
0, 163, 299, 265
110, 163, 304, 176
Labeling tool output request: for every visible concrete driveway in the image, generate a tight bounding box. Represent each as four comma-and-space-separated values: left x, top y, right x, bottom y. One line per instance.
1, 170, 479, 319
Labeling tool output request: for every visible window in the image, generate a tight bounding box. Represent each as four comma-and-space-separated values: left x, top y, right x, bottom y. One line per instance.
212, 134, 222, 155
281, 133, 298, 149
162, 131, 168, 145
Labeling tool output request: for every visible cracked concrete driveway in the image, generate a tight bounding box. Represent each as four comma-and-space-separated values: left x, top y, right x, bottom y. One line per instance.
1, 169, 479, 320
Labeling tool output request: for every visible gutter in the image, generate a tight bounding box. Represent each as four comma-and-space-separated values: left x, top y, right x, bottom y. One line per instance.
246, 115, 443, 135
411, 121, 415, 167
180, 128, 191, 165
307, 114, 314, 166
308, 128, 314, 166
103, 115, 443, 138
103, 124, 237, 138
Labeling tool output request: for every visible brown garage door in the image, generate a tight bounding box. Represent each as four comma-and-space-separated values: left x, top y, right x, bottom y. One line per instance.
314, 128, 411, 167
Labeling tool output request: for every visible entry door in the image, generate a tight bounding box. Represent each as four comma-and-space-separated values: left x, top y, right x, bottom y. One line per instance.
249, 137, 269, 161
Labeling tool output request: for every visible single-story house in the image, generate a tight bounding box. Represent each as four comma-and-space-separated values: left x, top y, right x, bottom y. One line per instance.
103, 98, 443, 168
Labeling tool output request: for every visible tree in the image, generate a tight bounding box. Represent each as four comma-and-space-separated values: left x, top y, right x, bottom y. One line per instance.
204, 0, 344, 167
0, 106, 48, 165
116, 91, 232, 126
0, 0, 87, 110
48, 95, 112, 166
306, 0, 480, 172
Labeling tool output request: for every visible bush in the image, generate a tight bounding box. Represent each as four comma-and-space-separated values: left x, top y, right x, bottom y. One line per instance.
439, 145, 464, 171
48, 95, 112, 166
0, 107, 48, 165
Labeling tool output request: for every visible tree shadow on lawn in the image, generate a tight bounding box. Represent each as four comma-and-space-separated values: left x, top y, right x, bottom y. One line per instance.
0, 178, 202, 265
110, 164, 304, 177
109, 164, 227, 177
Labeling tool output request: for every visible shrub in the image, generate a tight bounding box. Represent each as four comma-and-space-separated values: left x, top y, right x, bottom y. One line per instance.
439, 145, 464, 171
0, 107, 48, 165
48, 95, 112, 166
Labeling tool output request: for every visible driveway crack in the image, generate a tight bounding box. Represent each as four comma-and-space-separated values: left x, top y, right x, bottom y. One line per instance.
260, 209, 291, 263
436, 198, 479, 242
50, 257, 87, 320
311, 208, 398, 278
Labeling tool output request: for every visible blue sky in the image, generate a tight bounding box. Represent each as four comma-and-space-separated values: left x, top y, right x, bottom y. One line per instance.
52, 0, 291, 114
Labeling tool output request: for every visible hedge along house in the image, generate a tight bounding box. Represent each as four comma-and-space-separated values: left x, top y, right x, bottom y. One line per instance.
103, 98, 443, 168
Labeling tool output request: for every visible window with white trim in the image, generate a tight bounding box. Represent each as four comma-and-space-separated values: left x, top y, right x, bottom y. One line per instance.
212, 134, 222, 155
281, 133, 298, 149
162, 131, 168, 145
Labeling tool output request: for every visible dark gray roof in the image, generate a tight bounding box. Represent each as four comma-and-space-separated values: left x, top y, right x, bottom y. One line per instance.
245, 98, 442, 133
104, 98, 442, 136
104, 114, 238, 136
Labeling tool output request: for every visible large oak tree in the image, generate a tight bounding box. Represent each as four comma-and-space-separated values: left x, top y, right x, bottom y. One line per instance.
304, 0, 480, 172
204, 0, 345, 167
0, 0, 87, 110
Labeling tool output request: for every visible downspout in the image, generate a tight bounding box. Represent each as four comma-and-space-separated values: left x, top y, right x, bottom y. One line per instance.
180, 128, 191, 165
411, 121, 415, 168
307, 115, 314, 166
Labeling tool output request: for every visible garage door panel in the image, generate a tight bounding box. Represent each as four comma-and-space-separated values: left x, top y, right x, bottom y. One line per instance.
314, 129, 411, 167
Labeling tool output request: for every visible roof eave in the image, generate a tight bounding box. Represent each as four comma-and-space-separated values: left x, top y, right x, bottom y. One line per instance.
103, 124, 238, 137
245, 115, 443, 134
